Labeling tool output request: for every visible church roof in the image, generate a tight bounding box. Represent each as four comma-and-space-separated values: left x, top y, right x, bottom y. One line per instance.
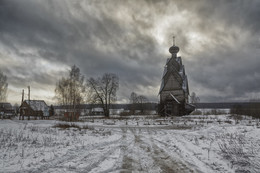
159, 79, 165, 94
159, 56, 184, 94
159, 41, 190, 97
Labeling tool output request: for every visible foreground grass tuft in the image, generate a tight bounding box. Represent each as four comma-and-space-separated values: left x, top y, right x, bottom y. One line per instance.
53, 123, 92, 130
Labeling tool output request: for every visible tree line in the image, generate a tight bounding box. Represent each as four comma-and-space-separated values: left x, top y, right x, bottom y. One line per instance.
129, 92, 149, 115
1, 65, 151, 119
55, 65, 119, 118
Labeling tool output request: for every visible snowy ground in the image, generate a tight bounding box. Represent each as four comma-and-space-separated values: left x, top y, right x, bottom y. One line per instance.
0, 114, 260, 173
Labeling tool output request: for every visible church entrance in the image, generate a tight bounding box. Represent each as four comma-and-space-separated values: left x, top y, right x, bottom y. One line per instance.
164, 101, 179, 116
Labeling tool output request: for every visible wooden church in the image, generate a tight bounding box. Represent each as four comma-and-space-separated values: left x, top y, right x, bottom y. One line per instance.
158, 38, 195, 116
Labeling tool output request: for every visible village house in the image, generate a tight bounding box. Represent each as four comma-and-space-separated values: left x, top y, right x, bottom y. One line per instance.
91, 107, 104, 115
0, 102, 15, 119
53, 104, 81, 121
20, 100, 49, 120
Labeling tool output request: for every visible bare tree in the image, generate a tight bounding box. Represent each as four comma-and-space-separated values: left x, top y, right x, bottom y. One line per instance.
13, 103, 19, 116
55, 77, 70, 105
129, 92, 148, 114
0, 71, 8, 102
49, 105, 55, 117
129, 92, 138, 114
137, 95, 148, 114
130, 92, 138, 104
88, 73, 119, 117
190, 92, 200, 104
55, 65, 86, 120
137, 95, 148, 104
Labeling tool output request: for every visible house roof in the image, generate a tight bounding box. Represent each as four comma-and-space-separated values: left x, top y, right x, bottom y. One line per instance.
92, 107, 103, 112
24, 100, 48, 111
0, 102, 12, 107
159, 67, 183, 94
0, 102, 13, 111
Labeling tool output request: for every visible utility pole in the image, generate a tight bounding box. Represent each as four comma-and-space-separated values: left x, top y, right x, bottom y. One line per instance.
28, 86, 30, 120
28, 86, 30, 101
21, 89, 24, 120
21, 89, 24, 104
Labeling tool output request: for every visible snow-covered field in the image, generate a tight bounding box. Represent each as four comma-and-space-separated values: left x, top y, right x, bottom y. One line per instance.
1, 114, 260, 173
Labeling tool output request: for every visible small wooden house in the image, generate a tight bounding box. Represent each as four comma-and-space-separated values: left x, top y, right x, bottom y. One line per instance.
0, 102, 15, 118
91, 107, 104, 115
64, 111, 80, 121
20, 100, 49, 120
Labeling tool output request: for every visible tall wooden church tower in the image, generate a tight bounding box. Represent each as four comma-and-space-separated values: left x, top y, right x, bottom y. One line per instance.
158, 37, 194, 116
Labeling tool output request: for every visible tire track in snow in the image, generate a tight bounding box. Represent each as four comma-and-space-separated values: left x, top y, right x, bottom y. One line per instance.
130, 128, 152, 172
118, 128, 135, 172
137, 128, 196, 173
150, 141, 195, 173
114, 127, 148, 172
21, 135, 123, 173
77, 143, 120, 173
153, 133, 228, 173
88, 128, 136, 173
124, 128, 160, 172
113, 127, 156, 172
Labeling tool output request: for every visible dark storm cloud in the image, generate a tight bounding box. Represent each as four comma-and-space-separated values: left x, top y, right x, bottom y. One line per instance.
153, 0, 260, 101
188, 46, 260, 101
0, 0, 260, 103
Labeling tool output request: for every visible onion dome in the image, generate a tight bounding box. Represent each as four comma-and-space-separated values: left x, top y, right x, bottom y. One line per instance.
169, 45, 179, 54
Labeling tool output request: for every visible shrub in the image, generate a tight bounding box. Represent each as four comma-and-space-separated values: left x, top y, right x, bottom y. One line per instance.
120, 111, 131, 116
191, 110, 202, 115
53, 123, 81, 130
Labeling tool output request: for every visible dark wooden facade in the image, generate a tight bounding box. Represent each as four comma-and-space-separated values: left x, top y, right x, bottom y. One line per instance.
158, 42, 194, 116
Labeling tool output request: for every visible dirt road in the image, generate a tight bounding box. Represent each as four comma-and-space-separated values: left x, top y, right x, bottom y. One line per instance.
21, 127, 199, 173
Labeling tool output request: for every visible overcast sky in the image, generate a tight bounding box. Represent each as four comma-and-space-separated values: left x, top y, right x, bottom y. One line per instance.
1, 0, 260, 105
